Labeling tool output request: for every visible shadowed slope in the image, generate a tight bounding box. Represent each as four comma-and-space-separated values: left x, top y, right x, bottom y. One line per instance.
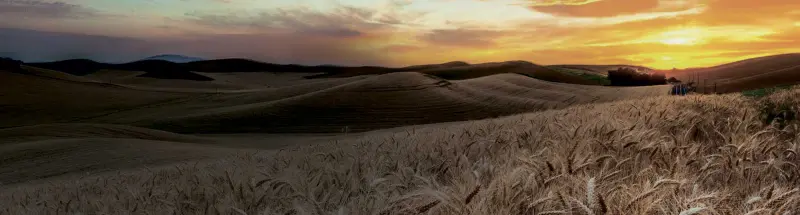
124, 60, 214, 81
142, 54, 204, 63
27, 58, 604, 86
25, 59, 104, 76
0, 123, 218, 184
0, 123, 208, 144
307, 61, 600, 85
665, 53, 800, 93
0, 70, 191, 128
18, 65, 101, 83
83, 69, 146, 81
549, 64, 653, 75
28, 58, 387, 75
84, 69, 313, 91
418, 61, 598, 85
399, 61, 470, 71
0, 68, 668, 133
304, 61, 471, 78
26, 59, 215, 81
132, 72, 668, 133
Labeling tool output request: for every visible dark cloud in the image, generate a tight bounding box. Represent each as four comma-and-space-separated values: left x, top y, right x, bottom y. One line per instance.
0, 0, 99, 18
0, 28, 157, 63
166, 32, 395, 66
184, 6, 412, 38
688, 0, 800, 26
0, 3, 416, 66
0, 27, 394, 66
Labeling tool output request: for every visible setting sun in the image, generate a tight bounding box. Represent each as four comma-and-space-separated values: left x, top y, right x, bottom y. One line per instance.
655, 28, 705, 46
660, 37, 697, 45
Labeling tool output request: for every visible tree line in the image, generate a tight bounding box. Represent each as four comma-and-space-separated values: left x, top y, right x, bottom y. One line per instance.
0, 57, 23, 72
607, 67, 666, 86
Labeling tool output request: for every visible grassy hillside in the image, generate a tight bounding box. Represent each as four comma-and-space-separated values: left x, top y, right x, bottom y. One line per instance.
547, 66, 611, 85
664, 53, 800, 93
3, 89, 800, 214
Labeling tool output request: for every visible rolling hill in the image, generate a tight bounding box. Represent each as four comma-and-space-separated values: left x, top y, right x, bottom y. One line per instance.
27, 53, 800, 94
25, 58, 390, 75
25, 58, 610, 85
416, 61, 603, 85
25, 59, 214, 81
548, 64, 653, 75
142, 54, 205, 63
6, 54, 800, 214
664, 53, 800, 93
0, 65, 669, 133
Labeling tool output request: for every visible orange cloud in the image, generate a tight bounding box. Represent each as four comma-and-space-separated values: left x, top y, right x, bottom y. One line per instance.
4, 0, 800, 70
530, 0, 660, 17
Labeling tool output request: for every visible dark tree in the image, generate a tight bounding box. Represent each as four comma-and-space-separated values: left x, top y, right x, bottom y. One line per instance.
607, 67, 667, 86
667, 77, 680, 83
0, 57, 23, 72
649, 72, 667, 85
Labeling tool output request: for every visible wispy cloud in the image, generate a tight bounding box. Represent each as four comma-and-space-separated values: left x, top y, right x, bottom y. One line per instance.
528, 0, 603, 6
0, 27, 152, 63
2, 0, 800, 68
183, 3, 423, 36
418, 29, 503, 47
0, 0, 100, 18
529, 0, 660, 17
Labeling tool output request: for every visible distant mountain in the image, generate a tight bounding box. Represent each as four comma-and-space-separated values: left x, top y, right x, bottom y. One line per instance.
141, 54, 204, 63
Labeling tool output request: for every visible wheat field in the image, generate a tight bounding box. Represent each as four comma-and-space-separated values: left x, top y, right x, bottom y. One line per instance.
2, 87, 799, 214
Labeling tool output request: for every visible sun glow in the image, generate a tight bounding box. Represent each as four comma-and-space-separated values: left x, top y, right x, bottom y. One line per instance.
660, 37, 697, 45
656, 28, 704, 46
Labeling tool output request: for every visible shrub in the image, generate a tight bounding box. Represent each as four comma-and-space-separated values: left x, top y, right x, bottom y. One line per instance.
756, 86, 799, 128
742, 85, 793, 98
0, 57, 22, 71
667, 77, 679, 83
757, 100, 796, 128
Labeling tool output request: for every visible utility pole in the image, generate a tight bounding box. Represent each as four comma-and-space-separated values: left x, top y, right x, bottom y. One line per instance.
704, 79, 708, 94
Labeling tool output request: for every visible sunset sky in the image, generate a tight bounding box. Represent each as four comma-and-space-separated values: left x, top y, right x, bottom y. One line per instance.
1, 0, 800, 69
